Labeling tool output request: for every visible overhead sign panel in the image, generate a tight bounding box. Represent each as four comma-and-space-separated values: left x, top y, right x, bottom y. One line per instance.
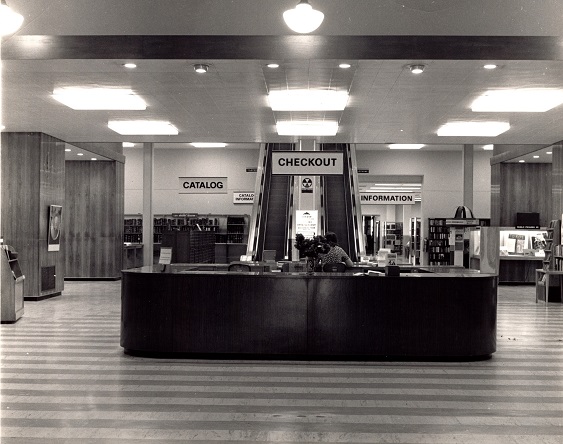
360, 193, 417, 205
179, 177, 227, 194
272, 151, 343, 175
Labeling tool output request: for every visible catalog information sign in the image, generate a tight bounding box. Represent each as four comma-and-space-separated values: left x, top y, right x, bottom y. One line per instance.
233, 192, 255, 203
295, 210, 318, 239
272, 151, 343, 175
179, 177, 227, 194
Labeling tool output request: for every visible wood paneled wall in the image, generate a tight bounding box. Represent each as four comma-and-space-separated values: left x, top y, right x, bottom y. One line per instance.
551, 143, 563, 221
65, 161, 124, 278
1, 132, 65, 298
497, 163, 552, 227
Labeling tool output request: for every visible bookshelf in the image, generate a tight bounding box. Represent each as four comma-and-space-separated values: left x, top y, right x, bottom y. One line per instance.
535, 219, 562, 302
384, 222, 403, 254
427, 218, 450, 265
410, 217, 421, 265
123, 215, 143, 244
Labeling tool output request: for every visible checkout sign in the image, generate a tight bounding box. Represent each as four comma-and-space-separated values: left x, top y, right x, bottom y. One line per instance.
272, 151, 343, 175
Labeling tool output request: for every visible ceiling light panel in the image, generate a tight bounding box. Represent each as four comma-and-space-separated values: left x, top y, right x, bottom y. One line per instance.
190, 142, 227, 148
108, 120, 178, 135
471, 89, 563, 112
268, 90, 349, 111
437, 121, 510, 137
52, 87, 147, 110
276, 121, 338, 136
389, 144, 424, 149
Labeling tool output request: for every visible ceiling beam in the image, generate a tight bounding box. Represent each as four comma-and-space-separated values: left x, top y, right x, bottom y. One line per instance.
3, 35, 563, 61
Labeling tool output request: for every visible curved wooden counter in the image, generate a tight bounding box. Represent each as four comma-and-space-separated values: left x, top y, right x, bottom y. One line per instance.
121, 267, 497, 359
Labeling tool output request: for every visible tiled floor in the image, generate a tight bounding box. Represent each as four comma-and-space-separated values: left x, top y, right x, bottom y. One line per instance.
1, 282, 562, 443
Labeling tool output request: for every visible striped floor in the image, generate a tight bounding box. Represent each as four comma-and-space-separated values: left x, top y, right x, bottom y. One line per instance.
1, 282, 562, 443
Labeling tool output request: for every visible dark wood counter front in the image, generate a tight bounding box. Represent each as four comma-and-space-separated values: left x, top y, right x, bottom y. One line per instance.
121, 267, 497, 360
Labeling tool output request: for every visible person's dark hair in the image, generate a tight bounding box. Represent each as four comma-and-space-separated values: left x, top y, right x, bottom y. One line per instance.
325, 232, 338, 246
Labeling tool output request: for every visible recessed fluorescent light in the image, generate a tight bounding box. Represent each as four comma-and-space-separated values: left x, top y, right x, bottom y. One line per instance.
483, 64, 497, 70
547, 151, 552, 154
276, 121, 338, 136
77, 153, 84, 156
389, 144, 424, 150
437, 122, 510, 137
519, 160, 525, 163
268, 90, 349, 111
471, 89, 563, 112
267, 63, 279, 68
65, 148, 71, 152
533, 155, 539, 158
122, 142, 136, 148
53, 87, 147, 110
108, 120, 179, 135
483, 144, 494, 150
190, 142, 227, 148
339, 63, 351, 69
123, 63, 137, 69
91, 158, 97, 161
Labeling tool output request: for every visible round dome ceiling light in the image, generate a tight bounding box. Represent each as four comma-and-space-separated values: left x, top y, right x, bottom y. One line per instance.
193, 64, 209, 74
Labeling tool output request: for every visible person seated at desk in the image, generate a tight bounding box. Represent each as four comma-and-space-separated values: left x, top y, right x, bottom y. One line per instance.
319, 232, 354, 268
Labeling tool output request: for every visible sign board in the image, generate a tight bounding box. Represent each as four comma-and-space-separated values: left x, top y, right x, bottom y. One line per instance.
386, 252, 397, 266
445, 218, 479, 226
360, 193, 417, 205
272, 151, 343, 175
246, 168, 257, 173
358, 169, 369, 173
159, 247, 172, 265
301, 177, 313, 193
179, 177, 227, 194
233, 192, 255, 204
295, 210, 318, 239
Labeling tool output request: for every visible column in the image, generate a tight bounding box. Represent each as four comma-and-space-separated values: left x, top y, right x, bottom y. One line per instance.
142, 143, 154, 266
463, 144, 474, 211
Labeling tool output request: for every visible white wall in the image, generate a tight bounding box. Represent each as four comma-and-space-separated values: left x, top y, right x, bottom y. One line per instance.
124, 145, 491, 222
124, 147, 260, 215
356, 149, 492, 221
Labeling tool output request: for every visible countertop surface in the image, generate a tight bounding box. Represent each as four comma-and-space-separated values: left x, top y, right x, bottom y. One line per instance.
123, 265, 495, 278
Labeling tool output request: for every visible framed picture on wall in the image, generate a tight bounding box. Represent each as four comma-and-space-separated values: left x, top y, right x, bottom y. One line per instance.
48, 205, 62, 252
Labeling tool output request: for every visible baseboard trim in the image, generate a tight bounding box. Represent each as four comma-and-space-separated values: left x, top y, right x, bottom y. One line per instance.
25, 292, 62, 301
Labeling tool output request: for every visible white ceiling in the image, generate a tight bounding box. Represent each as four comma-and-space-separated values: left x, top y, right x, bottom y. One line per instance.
2, 1, 563, 154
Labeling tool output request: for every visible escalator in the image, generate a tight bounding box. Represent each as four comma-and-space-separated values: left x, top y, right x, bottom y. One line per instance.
320, 143, 362, 261
248, 143, 294, 261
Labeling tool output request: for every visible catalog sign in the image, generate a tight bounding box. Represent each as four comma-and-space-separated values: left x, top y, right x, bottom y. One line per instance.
233, 192, 255, 203
272, 151, 343, 175
360, 193, 417, 205
179, 177, 227, 194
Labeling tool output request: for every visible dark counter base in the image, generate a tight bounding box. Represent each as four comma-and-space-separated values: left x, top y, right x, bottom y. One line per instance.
121, 270, 497, 361
123, 349, 493, 362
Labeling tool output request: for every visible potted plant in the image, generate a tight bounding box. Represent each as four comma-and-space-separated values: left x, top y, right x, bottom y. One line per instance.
294, 233, 330, 271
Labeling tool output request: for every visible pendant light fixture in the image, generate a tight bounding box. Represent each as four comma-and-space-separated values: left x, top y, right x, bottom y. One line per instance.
0, 0, 24, 36
283, 0, 324, 34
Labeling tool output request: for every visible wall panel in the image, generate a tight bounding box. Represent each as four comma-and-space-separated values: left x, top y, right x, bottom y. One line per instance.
65, 161, 123, 278
1, 132, 65, 298
499, 163, 551, 227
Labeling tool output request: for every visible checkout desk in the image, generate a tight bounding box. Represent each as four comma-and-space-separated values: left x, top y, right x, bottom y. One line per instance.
121, 265, 497, 360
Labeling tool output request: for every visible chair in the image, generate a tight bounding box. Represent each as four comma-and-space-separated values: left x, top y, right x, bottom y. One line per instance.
322, 262, 347, 272
227, 263, 251, 272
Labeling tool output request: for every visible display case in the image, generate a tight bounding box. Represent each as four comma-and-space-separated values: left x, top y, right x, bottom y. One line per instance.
498, 227, 551, 284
